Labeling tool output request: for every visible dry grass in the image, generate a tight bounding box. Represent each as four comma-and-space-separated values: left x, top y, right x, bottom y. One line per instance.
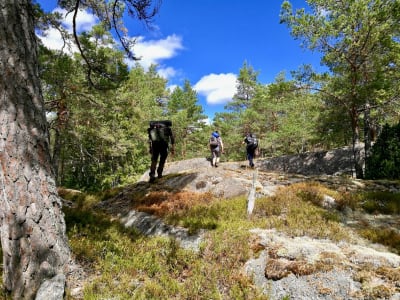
265, 259, 317, 280
2, 177, 399, 299
254, 182, 351, 242
359, 227, 400, 254
134, 190, 214, 217
361, 191, 400, 214
59, 189, 270, 299
353, 267, 398, 299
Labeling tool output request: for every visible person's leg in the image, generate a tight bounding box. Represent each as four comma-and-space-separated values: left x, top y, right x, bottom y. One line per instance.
247, 150, 254, 167
157, 146, 169, 178
211, 150, 217, 166
249, 149, 255, 167
149, 145, 160, 182
215, 150, 220, 167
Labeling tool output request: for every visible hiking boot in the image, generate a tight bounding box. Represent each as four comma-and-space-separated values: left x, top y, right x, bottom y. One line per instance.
157, 174, 163, 179
149, 176, 156, 183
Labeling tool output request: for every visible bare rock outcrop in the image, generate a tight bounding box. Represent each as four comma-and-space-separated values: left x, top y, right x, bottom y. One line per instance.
245, 229, 400, 300
139, 157, 257, 198
258, 144, 365, 176
105, 148, 400, 300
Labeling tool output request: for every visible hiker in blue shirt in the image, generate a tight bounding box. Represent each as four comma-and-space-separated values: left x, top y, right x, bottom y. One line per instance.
209, 131, 224, 167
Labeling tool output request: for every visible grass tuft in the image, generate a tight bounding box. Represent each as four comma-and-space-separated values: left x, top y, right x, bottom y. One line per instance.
253, 183, 351, 242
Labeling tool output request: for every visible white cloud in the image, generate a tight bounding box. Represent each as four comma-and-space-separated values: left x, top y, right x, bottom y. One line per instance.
38, 8, 98, 52
127, 35, 184, 79
55, 8, 98, 33
157, 66, 177, 79
202, 118, 212, 126
194, 73, 237, 105
37, 8, 183, 80
39, 27, 68, 51
167, 84, 178, 92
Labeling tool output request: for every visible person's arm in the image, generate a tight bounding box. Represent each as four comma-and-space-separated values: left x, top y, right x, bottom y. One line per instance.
219, 138, 224, 152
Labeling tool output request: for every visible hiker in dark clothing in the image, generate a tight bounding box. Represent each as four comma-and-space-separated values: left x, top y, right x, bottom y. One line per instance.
243, 133, 258, 168
148, 121, 175, 183
209, 131, 224, 167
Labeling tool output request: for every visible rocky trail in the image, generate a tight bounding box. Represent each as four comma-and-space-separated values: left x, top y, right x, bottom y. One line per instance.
78, 147, 400, 299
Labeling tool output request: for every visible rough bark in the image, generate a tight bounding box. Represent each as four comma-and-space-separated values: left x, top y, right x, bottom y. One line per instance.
363, 102, 372, 158
0, 1, 70, 299
349, 106, 364, 178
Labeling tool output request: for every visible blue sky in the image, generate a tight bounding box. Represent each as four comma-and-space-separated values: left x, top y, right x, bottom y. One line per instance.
36, 0, 323, 120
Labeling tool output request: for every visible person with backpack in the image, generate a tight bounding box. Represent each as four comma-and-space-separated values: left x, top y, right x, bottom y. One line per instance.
243, 132, 258, 168
147, 120, 175, 183
209, 131, 224, 167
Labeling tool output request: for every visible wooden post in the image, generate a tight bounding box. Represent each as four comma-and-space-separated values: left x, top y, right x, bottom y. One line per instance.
247, 168, 258, 216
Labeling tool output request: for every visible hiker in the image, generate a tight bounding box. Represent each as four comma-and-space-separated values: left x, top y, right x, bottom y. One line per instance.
243, 132, 258, 168
148, 120, 175, 183
209, 131, 224, 167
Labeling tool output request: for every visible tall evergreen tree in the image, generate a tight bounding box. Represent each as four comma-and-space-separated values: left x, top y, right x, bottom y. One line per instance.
219, 62, 260, 159
281, 0, 400, 177
0, 1, 161, 298
0, 2, 70, 298
248, 73, 321, 156
225, 61, 259, 113
168, 80, 206, 158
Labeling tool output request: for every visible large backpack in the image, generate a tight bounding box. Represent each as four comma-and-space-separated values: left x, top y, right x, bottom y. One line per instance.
149, 120, 172, 143
246, 135, 258, 150
209, 136, 219, 148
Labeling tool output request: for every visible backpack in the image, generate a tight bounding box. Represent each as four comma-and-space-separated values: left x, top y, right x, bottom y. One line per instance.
149, 120, 171, 143
209, 136, 219, 148
246, 135, 258, 150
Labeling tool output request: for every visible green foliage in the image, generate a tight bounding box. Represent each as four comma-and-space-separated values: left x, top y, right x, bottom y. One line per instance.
167, 204, 219, 235
365, 123, 400, 179
62, 191, 267, 299
77, 25, 129, 89
360, 191, 400, 214
281, 0, 400, 164
36, 0, 400, 191
360, 227, 400, 255
12, 183, 388, 298
254, 182, 352, 241
167, 80, 207, 159
249, 74, 322, 156
225, 61, 259, 113
43, 59, 168, 191
212, 112, 244, 161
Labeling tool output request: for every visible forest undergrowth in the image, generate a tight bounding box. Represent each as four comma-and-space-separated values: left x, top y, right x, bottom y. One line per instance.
0, 178, 399, 299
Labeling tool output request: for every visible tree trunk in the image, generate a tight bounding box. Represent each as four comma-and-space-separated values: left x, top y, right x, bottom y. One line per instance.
363, 102, 372, 159
350, 107, 363, 178
0, 1, 70, 299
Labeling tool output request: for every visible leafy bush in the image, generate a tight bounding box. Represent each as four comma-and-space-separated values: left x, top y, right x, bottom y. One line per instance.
365, 122, 400, 179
